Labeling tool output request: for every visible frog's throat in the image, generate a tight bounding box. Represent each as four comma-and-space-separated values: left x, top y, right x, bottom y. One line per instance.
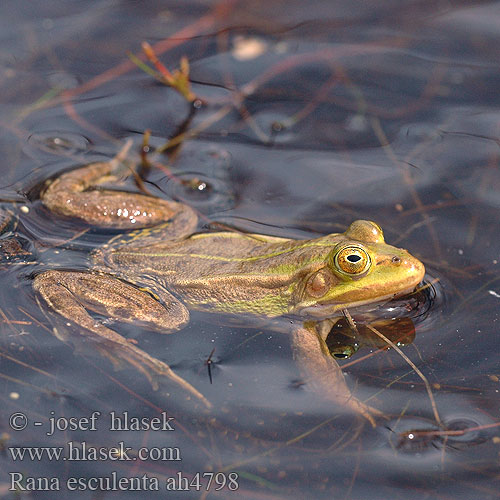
294, 284, 420, 319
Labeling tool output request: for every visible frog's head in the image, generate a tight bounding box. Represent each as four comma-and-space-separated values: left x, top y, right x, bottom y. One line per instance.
294, 220, 425, 318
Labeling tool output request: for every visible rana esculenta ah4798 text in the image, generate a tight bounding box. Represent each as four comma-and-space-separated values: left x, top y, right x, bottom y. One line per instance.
33, 152, 425, 425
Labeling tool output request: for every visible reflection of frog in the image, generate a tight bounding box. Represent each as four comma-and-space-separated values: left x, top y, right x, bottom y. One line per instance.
33, 153, 425, 424
326, 317, 417, 359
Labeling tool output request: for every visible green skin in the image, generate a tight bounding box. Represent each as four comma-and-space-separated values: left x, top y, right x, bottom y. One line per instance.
34, 155, 425, 425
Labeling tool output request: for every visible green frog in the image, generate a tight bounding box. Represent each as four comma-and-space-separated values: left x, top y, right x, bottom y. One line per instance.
33, 152, 425, 425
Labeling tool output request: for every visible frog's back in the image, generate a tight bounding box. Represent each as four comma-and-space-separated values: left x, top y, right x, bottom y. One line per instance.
98, 231, 342, 283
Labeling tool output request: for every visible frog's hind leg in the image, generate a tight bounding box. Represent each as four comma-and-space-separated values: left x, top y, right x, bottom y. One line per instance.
41, 147, 198, 234
33, 270, 211, 409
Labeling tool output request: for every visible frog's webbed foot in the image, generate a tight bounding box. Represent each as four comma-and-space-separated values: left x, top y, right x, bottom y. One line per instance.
41, 152, 198, 236
291, 324, 382, 427
33, 270, 211, 409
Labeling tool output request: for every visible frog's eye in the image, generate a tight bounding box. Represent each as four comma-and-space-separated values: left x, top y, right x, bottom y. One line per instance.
334, 245, 371, 276
330, 344, 358, 359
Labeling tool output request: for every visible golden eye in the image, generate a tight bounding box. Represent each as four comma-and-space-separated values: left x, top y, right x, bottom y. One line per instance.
334, 245, 371, 275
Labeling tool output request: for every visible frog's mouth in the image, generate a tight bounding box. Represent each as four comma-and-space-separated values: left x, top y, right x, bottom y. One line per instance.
296, 284, 421, 320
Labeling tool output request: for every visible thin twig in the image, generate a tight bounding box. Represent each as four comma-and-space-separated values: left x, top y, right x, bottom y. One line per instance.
365, 324, 442, 427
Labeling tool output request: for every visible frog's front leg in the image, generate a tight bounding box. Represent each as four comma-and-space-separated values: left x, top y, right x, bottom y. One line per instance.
291, 323, 382, 427
33, 270, 211, 409
41, 153, 198, 236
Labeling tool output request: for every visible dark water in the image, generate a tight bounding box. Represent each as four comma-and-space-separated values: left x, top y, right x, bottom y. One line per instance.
0, 1, 499, 499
